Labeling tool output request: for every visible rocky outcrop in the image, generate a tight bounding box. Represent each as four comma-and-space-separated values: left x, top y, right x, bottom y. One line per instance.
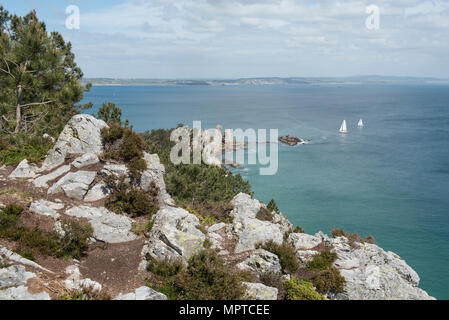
84, 183, 111, 202
71, 153, 100, 169
243, 282, 278, 300
114, 286, 167, 300
140, 153, 174, 207
9, 159, 39, 179
237, 249, 282, 275
48, 171, 97, 200
29, 200, 64, 219
0, 246, 53, 274
42, 114, 107, 171
328, 236, 434, 300
65, 206, 137, 243
63, 265, 102, 293
140, 207, 205, 268
0, 265, 50, 300
33, 165, 71, 188
231, 193, 292, 253
278, 135, 308, 146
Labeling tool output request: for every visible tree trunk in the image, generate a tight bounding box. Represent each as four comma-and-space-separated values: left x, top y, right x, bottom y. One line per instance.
14, 84, 22, 134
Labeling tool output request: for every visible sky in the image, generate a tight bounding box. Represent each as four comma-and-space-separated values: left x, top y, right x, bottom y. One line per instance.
2, 0, 449, 79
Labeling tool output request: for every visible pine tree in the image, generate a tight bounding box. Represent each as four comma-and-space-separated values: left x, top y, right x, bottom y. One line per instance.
0, 7, 91, 136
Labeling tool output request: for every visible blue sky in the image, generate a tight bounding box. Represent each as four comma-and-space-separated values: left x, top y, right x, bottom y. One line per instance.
3, 0, 449, 79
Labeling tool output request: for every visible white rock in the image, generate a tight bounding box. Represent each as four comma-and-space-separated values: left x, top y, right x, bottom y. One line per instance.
84, 183, 112, 202
64, 265, 102, 292
71, 153, 99, 169
0, 285, 51, 300
41, 114, 107, 170
231, 193, 285, 253
114, 286, 167, 300
33, 165, 71, 188
243, 282, 278, 300
329, 237, 435, 300
101, 164, 128, 178
287, 233, 322, 251
0, 265, 35, 289
236, 249, 282, 275
29, 200, 64, 219
48, 171, 96, 199
65, 206, 137, 243
208, 223, 227, 233
140, 207, 205, 267
0, 246, 53, 274
9, 159, 38, 179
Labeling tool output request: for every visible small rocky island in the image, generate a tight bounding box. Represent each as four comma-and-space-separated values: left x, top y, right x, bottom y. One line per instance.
279, 135, 309, 146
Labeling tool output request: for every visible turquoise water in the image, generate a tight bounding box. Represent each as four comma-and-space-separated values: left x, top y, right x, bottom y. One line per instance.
82, 84, 449, 299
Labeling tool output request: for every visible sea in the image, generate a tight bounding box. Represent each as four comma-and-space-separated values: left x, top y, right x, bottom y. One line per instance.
81, 83, 449, 299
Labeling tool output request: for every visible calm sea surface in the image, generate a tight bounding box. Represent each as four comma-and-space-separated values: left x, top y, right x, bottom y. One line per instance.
82, 84, 449, 299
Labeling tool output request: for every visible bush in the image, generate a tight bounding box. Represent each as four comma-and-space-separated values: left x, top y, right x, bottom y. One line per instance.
259, 240, 299, 274
256, 207, 273, 222
0, 204, 92, 260
306, 250, 337, 271
267, 199, 280, 214
312, 267, 345, 294
293, 226, 305, 234
331, 228, 375, 246
101, 123, 147, 180
60, 287, 111, 300
147, 250, 246, 300
97, 102, 124, 125
106, 180, 159, 218
0, 134, 53, 166
185, 201, 234, 225
260, 272, 285, 300
58, 220, 93, 260
284, 279, 325, 300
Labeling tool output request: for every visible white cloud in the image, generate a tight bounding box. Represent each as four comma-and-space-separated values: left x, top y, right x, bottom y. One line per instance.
56, 0, 449, 78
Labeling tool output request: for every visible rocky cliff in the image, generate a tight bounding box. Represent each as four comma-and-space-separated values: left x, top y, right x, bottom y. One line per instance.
0, 114, 434, 300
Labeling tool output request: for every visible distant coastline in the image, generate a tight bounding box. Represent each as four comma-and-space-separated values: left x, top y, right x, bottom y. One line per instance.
81, 75, 449, 87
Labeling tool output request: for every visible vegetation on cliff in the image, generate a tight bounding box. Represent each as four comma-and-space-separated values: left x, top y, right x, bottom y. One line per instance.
0, 7, 92, 166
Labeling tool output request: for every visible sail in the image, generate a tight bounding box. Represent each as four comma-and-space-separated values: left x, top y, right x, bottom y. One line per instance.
339, 120, 347, 133
358, 119, 364, 127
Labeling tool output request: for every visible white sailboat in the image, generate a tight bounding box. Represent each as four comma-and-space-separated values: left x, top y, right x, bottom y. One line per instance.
339, 120, 348, 134
358, 118, 364, 128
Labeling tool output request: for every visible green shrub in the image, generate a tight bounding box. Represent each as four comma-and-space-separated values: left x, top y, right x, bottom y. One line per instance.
60, 288, 111, 300
312, 267, 345, 294
57, 220, 93, 260
259, 240, 299, 274
185, 201, 234, 225
0, 205, 92, 260
306, 250, 337, 271
0, 134, 53, 166
106, 180, 159, 218
256, 207, 273, 222
284, 279, 325, 300
147, 250, 246, 300
101, 123, 147, 180
267, 199, 280, 214
293, 226, 305, 234
97, 102, 123, 125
